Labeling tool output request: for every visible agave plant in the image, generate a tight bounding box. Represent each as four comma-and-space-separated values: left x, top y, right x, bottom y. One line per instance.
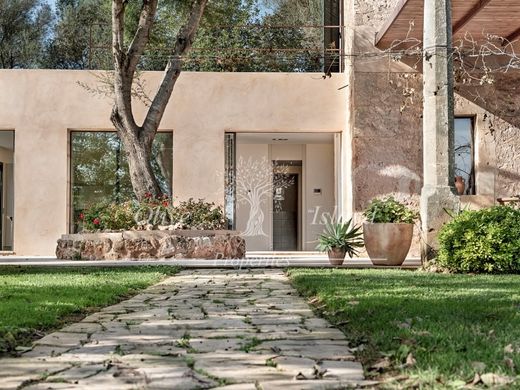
316, 218, 364, 257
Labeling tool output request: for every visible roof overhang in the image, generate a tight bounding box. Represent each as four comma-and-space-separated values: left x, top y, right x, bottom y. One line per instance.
375, 0, 520, 50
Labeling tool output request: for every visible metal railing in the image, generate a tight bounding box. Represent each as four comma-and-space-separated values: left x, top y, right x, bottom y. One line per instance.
87, 23, 345, 73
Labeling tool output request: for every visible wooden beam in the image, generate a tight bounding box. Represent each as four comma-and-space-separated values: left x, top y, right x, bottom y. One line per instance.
375, 0, 410, 46
505, 26, 520, 43
453, 0, 492, 34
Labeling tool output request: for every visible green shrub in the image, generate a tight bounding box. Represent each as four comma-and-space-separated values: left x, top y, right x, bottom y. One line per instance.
79, 196, 226, 232
170, 198, 227, 230
363, 196, 418, 224
81, 201, 136, 231
438, 206, 520, 273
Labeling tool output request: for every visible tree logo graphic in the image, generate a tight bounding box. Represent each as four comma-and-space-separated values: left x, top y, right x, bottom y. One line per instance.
233, 156, 294, 237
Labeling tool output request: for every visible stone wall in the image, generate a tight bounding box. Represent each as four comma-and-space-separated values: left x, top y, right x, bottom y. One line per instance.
351, 1, 520, 204
349, 0, 520, 257
56, 231, 246, 260
352, 69, 423, 256
353, 72, 423, 212
354, 0, 401, 28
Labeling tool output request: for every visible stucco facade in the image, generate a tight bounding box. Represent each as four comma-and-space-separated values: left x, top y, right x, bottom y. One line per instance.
0, 70, 347, 255
0, 0, 518, 257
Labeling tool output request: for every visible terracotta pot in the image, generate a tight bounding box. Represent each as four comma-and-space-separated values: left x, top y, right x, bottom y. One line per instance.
363, 223, 413, 266
454, 176, 465, 195
327, 247, 347, 266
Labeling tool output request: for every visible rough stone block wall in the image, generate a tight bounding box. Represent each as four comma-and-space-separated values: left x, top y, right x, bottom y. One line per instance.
352, 1, 520, 204
353, 72, 423, 212
495, 123, 520, 197
354, 0, 401, 28
350, 0, 520, 257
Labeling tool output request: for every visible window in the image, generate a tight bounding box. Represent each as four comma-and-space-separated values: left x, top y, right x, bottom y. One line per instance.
0, 131, 14, 251
454, 117, 476, 195
224, 133, 236, 230
70, 131, 173, 233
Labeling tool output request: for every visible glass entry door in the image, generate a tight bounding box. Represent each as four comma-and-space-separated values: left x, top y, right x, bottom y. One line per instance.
272, 161, 302, 251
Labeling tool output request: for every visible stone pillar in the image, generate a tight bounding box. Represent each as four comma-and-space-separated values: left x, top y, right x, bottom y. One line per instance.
421, 0, 460, 259
340, 0, 355, 221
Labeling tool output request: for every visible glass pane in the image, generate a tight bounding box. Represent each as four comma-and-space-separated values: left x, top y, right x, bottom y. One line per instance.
71, 131, 173, 233
0, 131, 15, 251
225, 133, 236, 230
454, 118, 475, 195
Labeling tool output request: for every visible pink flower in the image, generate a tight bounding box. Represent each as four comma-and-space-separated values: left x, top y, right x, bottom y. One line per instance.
79, 213, 84, 221
162, 201, 169, 207
93, 218, 100, 226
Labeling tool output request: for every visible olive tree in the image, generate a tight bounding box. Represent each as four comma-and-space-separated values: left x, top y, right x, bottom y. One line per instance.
110, 0, 208, 200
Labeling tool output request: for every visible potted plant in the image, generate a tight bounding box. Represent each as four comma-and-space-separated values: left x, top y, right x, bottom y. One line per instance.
363, 197, 419, 266
316, 218, 364, 266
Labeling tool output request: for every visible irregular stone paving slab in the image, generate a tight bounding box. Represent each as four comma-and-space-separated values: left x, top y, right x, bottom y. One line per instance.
0, 269, 366, 389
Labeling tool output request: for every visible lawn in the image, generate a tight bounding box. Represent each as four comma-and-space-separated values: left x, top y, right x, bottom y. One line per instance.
288, 268, 520, 388
0, 266, 178, 354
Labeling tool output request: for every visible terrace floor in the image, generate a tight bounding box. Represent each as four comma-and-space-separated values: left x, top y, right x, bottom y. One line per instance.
0, 252, 422, 269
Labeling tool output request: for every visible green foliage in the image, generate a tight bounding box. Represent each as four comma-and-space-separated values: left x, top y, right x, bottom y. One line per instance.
71, 132, 173, 232
44, 0, 111, 69
0, 0, 53, 68
80, 197, 227, 232
169, 198, 227, 230
81, 201, 136, 231
437, 206, 520, 273
316, 218, 364, 257
363, 197, 419, 224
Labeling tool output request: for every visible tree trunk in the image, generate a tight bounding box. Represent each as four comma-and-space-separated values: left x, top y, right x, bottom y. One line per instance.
111, 112, 161, 200
125, 142, 161, 199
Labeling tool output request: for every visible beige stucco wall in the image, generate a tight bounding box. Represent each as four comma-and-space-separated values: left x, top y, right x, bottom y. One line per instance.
0, 70, 347, 255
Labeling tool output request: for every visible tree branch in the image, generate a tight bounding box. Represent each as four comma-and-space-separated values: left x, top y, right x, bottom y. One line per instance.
125, 0, 158, 77
141, 0, 208, 145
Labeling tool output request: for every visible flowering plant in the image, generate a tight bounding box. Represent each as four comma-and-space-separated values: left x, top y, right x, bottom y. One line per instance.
78, 196, 226, 232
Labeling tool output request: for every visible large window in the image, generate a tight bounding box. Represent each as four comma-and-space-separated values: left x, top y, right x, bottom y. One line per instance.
70, 131, 173, 233
454, 117, 476, 195
0, 131, 14, 251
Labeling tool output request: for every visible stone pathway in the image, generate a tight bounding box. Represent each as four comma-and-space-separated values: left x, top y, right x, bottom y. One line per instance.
0, 269, 368, 389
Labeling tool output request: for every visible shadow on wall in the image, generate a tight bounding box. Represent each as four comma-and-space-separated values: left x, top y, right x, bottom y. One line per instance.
457, 72, 520, 130
496, 168, 520, 197
353, 165, 422, 212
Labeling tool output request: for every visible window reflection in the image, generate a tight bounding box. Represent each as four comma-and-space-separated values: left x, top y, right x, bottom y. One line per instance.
454, 118, 475, 195
70, 131, 173, 233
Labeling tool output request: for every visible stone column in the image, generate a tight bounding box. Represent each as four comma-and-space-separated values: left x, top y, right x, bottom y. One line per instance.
340, 0, 355, 221
421, 0, 460, 259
